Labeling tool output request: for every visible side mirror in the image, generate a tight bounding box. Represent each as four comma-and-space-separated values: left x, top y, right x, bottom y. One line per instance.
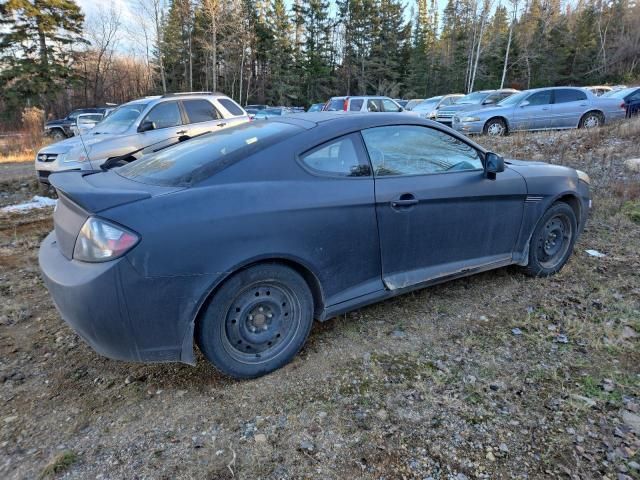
485, 152, 504, 180
138, 120, 156, 132
519, 100, 530, 108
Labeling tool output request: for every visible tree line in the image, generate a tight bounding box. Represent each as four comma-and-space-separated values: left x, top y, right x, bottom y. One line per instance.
0, 0, 638, 125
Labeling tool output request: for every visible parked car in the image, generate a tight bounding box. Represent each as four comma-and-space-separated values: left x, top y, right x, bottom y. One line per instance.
584, 86, 614, 96
436, 89, 519, 125
323, 96, 404, 113
411, 94, 464, 119
246, 104, 268, 111
44, 108, 111, 140
452, 86, 628, 136
35, 92, 249, 184
254, 107, 291, 120
602, 86, 640, 117
40, 112, 591, 378
307, 103, 325, 112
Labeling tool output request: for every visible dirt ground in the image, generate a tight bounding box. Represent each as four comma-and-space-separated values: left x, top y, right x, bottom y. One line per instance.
1, 121, 639, 479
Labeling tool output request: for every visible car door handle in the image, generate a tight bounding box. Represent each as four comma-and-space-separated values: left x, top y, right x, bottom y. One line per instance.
542, 107, 550, 111
391, 194, 418, 209
216, 122, 227, 127
177, 130, 187, 135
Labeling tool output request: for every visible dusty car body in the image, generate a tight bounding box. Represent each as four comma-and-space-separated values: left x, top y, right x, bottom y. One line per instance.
452, 87, 628, 136
40, 113, 591, 378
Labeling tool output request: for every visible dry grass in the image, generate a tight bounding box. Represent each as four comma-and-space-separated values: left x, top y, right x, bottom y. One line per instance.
38, 451, 78, 479
0, 107, 50, 164
0, 119, 639, 479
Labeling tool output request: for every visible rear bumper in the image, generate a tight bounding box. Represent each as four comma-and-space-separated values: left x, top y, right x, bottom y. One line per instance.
39, 231, 211, 364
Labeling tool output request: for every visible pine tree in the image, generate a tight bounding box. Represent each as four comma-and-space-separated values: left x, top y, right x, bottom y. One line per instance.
0, 0, 86, 121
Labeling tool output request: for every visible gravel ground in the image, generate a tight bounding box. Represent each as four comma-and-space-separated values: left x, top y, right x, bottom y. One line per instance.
1, 121, 639, 479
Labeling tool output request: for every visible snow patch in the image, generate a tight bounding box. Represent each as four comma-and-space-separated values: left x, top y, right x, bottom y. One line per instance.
1, 196, 57, 213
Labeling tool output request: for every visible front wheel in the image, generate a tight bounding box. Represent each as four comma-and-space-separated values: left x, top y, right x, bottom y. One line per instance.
521, 202, 577, 277
196, 264, 314, 378
484, 118, 507, 136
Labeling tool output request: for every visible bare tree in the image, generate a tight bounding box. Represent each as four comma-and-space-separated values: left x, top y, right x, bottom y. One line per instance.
135, 0, 167, 93
501, 0, 518, 88
85, 5, 122, 105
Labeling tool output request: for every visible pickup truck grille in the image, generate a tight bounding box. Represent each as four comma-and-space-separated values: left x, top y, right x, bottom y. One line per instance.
37, 153, 58, 162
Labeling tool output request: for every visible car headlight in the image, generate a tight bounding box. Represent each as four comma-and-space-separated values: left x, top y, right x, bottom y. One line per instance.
461, 116, 481, 122
61, 145, 90, 163
576, 169, 590, 184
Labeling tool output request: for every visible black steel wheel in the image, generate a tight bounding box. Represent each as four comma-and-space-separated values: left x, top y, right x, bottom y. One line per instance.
196, 263, 313, 378
522, 202, 577, 277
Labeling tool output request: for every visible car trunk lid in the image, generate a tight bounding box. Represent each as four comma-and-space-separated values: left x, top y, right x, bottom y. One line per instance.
50, 171, 181, 259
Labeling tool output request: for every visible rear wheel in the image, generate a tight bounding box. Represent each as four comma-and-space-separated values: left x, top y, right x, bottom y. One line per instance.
484, 118, 507, 136
579, 111, 603, 129
521, 202, 577, 277
196, 264, 314, 378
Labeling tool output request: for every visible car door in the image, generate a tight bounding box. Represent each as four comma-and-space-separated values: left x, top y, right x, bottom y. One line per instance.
361, 124, 527, 290
511, 90, 554, 130
627, 89, 640, 117
553, 88, 589, 128
181, 99, 227, 136
366, 99, 383, 112
137, 100, 186, 148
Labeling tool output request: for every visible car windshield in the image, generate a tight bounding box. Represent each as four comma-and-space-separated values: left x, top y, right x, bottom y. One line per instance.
602, 88, 635, 99
92, 103, 148, 134
412, 98, 442, 111
325, 99, 345, 111
116, 121, 303, 186
497, 91, 529, 106
455, 92, 490, 104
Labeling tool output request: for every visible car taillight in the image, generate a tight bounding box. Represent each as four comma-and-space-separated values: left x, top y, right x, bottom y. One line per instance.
73, 217, 139, 262
343, 99, 348, 111
621, 102, 627, 109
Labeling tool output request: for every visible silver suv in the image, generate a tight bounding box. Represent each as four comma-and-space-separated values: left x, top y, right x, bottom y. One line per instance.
35, 92, 249, 183
323, 96, 404, 113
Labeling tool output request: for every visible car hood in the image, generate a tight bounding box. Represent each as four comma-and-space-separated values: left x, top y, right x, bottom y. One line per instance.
440, 103, 492, 113
37, 133, 120, 154
505, 158, 549, 167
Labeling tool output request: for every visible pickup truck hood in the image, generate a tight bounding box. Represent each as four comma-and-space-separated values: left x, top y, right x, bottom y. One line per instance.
45, 119, 68, 127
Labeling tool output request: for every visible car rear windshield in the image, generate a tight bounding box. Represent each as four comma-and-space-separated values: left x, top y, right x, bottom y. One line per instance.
116, 121, 303, 186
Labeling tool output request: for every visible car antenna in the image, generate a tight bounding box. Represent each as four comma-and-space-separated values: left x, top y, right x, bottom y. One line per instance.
78, 127, 92, 165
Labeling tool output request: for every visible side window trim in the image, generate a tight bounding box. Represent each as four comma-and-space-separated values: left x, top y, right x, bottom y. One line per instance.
141, 100, 183, 130
360, 124, 485, 178
297, 132, 372, 179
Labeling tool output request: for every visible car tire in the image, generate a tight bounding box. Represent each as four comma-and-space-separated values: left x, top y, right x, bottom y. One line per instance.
521, 202, 578, 277
579, 111, 603, 129
196, 263, 314, 378
50, 129, 66, 141
484, 118, 507, 136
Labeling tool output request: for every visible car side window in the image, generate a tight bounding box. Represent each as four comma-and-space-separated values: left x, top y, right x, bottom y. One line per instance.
382, 99, 401, 112
484, 93, 501, 104
367, 99, 382, 112
361, 125, 483, 177
218, 98, 245, 116
526, 91, 553, 106
182, 99, 221, 123
349, 99, 364, 111
555, 89, 587, 103
629, 90, 640, 101
144, 101, 183, 129
301, 135, 369, 177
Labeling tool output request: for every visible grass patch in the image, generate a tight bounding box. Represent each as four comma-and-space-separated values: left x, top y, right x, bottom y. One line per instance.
622, 200, 640, 224
39, 450, 78, 479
